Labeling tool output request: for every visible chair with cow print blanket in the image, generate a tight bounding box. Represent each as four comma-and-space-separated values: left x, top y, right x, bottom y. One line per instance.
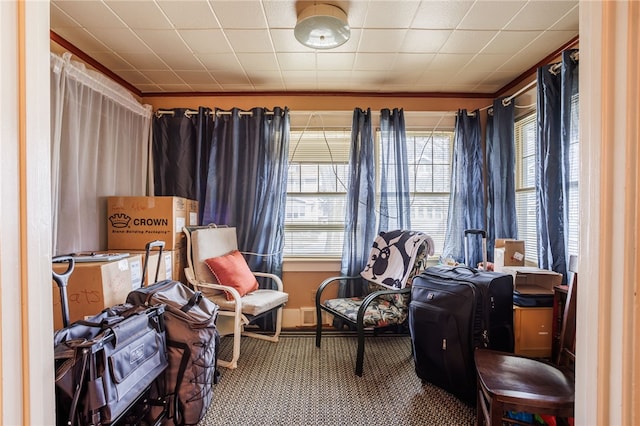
315, 230, 434, 376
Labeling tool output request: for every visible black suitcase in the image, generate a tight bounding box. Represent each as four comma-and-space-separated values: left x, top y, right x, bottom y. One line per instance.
408, 265, 514, 403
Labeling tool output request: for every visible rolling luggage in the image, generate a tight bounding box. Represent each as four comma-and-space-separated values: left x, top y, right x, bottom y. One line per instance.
52, 255, 169, 426
408, 264, 514, 404
126, 240, 220, 426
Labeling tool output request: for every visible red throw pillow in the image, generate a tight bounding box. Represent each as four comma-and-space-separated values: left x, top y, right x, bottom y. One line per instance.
205, 250, 259, 301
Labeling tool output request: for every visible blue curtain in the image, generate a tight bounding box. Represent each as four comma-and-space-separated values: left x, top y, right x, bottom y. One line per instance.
339, 108, 376, 297
378, 108, 411, 232
202, 107, 290, 328
152, 107, 213, 223
536, 50, 578, 282
441, 109, 485, 267
485, 98, 517, 261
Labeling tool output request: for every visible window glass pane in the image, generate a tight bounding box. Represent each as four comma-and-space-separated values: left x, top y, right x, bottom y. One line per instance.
286, 129, 350, 257
406, 131, 454, 256
515, 113, 538, 263
287, 163, 300, 192
300, 164, 318, 192
285, 127, 453, 258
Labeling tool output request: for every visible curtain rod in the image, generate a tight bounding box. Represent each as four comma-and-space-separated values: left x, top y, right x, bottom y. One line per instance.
487, 49, 580, 113
154, 109, 276, 118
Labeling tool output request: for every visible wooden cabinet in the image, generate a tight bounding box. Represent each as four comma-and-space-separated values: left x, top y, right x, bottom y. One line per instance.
513, 305, 553, 358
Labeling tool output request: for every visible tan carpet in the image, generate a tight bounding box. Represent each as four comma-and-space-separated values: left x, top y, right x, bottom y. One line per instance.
197, 333, 475, 425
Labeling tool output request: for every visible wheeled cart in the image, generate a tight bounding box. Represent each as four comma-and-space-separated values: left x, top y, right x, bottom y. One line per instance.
52, 255, 169, 425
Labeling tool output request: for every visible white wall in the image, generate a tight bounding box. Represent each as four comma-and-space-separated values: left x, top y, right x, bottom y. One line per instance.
0, 1, 54, 424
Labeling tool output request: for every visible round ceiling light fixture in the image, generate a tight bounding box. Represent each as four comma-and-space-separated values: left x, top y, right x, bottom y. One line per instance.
294, 4, 350, 50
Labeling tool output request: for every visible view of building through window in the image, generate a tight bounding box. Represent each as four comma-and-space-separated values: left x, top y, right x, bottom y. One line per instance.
284, 129, 453, 258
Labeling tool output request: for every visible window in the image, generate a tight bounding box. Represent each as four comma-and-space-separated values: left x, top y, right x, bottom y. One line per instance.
567, 93, 580, 257
514, 96, 579, 264
284, 129, 350, 257
406, 131, 453, 256
515, 113, 538, 263
284, 128, 454, 258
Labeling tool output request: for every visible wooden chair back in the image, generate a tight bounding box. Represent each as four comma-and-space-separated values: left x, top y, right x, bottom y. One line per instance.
556, 254, 578, 367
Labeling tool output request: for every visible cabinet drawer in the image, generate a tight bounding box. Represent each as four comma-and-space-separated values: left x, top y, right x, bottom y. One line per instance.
513, 306, 553, 357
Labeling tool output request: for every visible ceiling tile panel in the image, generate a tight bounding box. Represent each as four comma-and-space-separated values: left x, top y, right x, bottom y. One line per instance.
203, 71, 251, 86
481, 31, 541, 55
402, 29, 452, 53
550, 6, 580, 31
113, 70, 153, 85
211, 0, 268, 29
440, 30, 497, 54
156, 51, 207, 71
105, 1, 171, 30
115, 52, 166, 71
412, 1, 473, 30
134, 29, 190, 53
363, 1, 420, 29
458, 1, 526, 30
463, 54, 516, 73
141, 70, 185, 84
427, 53, 475, 73
52, 1, 126, 29
316, 53, 356, 70
391, 53, 435, 74
196, 53, 244, 72
178, 29, 233, 54
505, 1, 578, 31
50, 4, 82, 28
86, 28, 153, 54
52, 27, 110, 53
277, 52, 317, 70
224, 29, 274, 53
157, 1, 219, 30
263, 1, 297, 28
359, 29, 408, 53
236, 53, 280, 71
354, 53, 397, 71
87, 51, 136, 72
171, 70, 217, 85
188, 83, 225, 92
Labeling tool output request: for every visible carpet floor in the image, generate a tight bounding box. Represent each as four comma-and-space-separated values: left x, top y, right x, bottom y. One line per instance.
197, 333, 475, 425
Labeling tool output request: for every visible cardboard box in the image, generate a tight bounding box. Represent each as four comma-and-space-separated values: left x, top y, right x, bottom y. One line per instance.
52, 255, 143, 330
494, 239, 525, 271
187, 199, 199, 226
170, 246, 188, 284
501, 266, 562, 295
107, 196, 187, 250
126, 250, 174, 285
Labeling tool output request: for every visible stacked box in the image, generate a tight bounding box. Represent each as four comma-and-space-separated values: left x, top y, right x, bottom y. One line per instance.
106, 196, 194, 283
501, 266, 562, 295
52, 255, 143, 330
493, 239, 525, 271
107, 196, 188, 250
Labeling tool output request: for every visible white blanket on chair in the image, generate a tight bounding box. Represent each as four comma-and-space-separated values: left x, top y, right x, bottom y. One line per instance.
360, 230, 434, 290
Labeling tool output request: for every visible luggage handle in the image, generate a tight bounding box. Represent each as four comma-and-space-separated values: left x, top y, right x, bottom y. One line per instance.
450, 265, 479, 274
464, 229, 487, 270
464, 229, 486, 238
52, 255, 75, 328
140, 240, 166, 288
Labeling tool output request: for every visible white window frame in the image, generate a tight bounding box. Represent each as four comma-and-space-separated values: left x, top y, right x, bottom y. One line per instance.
284, 127, 454, 259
